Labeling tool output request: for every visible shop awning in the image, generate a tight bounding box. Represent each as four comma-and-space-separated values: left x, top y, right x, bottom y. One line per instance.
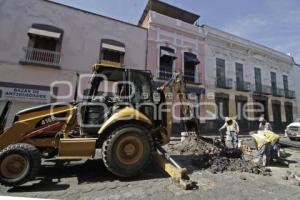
160, 49, 177, 59
102, 43, 125, 53
185, 53, 200, 65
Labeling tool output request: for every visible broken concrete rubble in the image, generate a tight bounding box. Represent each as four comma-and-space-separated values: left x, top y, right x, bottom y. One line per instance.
282, 170, 300, 186
168, 136, 271, 176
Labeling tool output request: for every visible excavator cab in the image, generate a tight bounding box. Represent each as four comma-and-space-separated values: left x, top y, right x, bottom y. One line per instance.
81, 65, 155, 135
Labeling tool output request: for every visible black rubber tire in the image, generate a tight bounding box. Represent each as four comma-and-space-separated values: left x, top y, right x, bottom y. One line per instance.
0, 143, 41, 187
102, 124, 154, 177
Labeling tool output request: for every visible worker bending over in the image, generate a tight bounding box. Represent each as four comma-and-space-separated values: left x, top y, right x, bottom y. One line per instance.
219, 117, 240, 148
251, 130, 280, 166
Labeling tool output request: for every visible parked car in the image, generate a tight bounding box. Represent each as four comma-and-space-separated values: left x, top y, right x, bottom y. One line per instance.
285, 119, 300, 141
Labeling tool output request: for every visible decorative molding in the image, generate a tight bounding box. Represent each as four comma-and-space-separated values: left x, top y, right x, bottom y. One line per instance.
204, 26, 293, 65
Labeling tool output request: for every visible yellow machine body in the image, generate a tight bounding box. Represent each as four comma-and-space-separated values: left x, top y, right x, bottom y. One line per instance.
98, 107, 152, 135
0, 103, 153, 159
58, 138, 97, 159
0, 104, 74, 150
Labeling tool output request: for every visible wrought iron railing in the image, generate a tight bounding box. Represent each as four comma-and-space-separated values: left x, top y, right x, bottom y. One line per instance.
253, 84, 272, 95
236, 81, 251, 91
183, 74, 202, 84
157, 70, 173, 80
272, 88, 284, 97
157, 70, 202, 84
216, 78, 233, 89
285, 90, 296, 99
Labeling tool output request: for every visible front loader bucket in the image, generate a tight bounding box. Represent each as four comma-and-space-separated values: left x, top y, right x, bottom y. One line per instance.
0, 101, 12, 134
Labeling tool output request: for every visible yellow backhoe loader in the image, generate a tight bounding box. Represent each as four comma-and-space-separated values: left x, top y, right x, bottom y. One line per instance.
0, 64, 199, 189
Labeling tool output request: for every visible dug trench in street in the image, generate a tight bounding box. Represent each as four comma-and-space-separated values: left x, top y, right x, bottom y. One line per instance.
0, 135, 299, 200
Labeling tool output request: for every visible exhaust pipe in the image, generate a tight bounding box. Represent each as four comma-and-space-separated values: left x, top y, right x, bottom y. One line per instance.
0, 101, 12, 134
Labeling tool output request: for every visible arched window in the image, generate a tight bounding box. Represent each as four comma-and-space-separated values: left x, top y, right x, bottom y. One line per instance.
159, 46, 176, 80
100, 39, 125, 67
183, 52, 199, 83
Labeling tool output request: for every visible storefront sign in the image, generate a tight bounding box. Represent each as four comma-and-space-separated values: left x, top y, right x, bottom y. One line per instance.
0, 87, 51, 103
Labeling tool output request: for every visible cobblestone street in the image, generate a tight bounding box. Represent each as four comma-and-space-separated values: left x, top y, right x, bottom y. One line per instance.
1, 0, 300, 199
0, 147, 299, 200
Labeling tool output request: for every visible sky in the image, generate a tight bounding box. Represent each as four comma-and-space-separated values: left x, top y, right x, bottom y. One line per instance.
51, 0, 300, 63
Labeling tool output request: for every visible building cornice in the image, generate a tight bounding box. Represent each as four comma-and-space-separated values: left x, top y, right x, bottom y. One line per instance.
149, 11, 205, 40
203, 25, 294, 65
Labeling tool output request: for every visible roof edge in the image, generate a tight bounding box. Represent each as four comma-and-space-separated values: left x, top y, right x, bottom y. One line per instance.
203, 25, 293, 62
139, 0, 200, 26
45, 0, 146, 30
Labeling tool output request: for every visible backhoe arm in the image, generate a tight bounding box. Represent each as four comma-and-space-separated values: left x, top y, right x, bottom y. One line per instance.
157, 72, 200, 144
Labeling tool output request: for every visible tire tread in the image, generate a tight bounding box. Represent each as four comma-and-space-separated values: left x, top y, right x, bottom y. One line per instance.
0, 143, 41, 187
102, 124, 154, 177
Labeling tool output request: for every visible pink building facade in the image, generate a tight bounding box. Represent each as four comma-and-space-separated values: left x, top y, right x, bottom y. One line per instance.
139, 1, 207, 132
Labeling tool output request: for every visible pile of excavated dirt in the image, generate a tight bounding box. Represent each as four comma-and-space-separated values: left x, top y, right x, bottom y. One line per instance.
168, 136, 223, 155
193, 153, 271, 175
168, 136, 271, 176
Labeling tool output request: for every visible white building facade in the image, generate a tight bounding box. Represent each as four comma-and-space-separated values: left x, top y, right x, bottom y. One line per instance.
293, 63, 300, 119
203, 25, 297, 132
